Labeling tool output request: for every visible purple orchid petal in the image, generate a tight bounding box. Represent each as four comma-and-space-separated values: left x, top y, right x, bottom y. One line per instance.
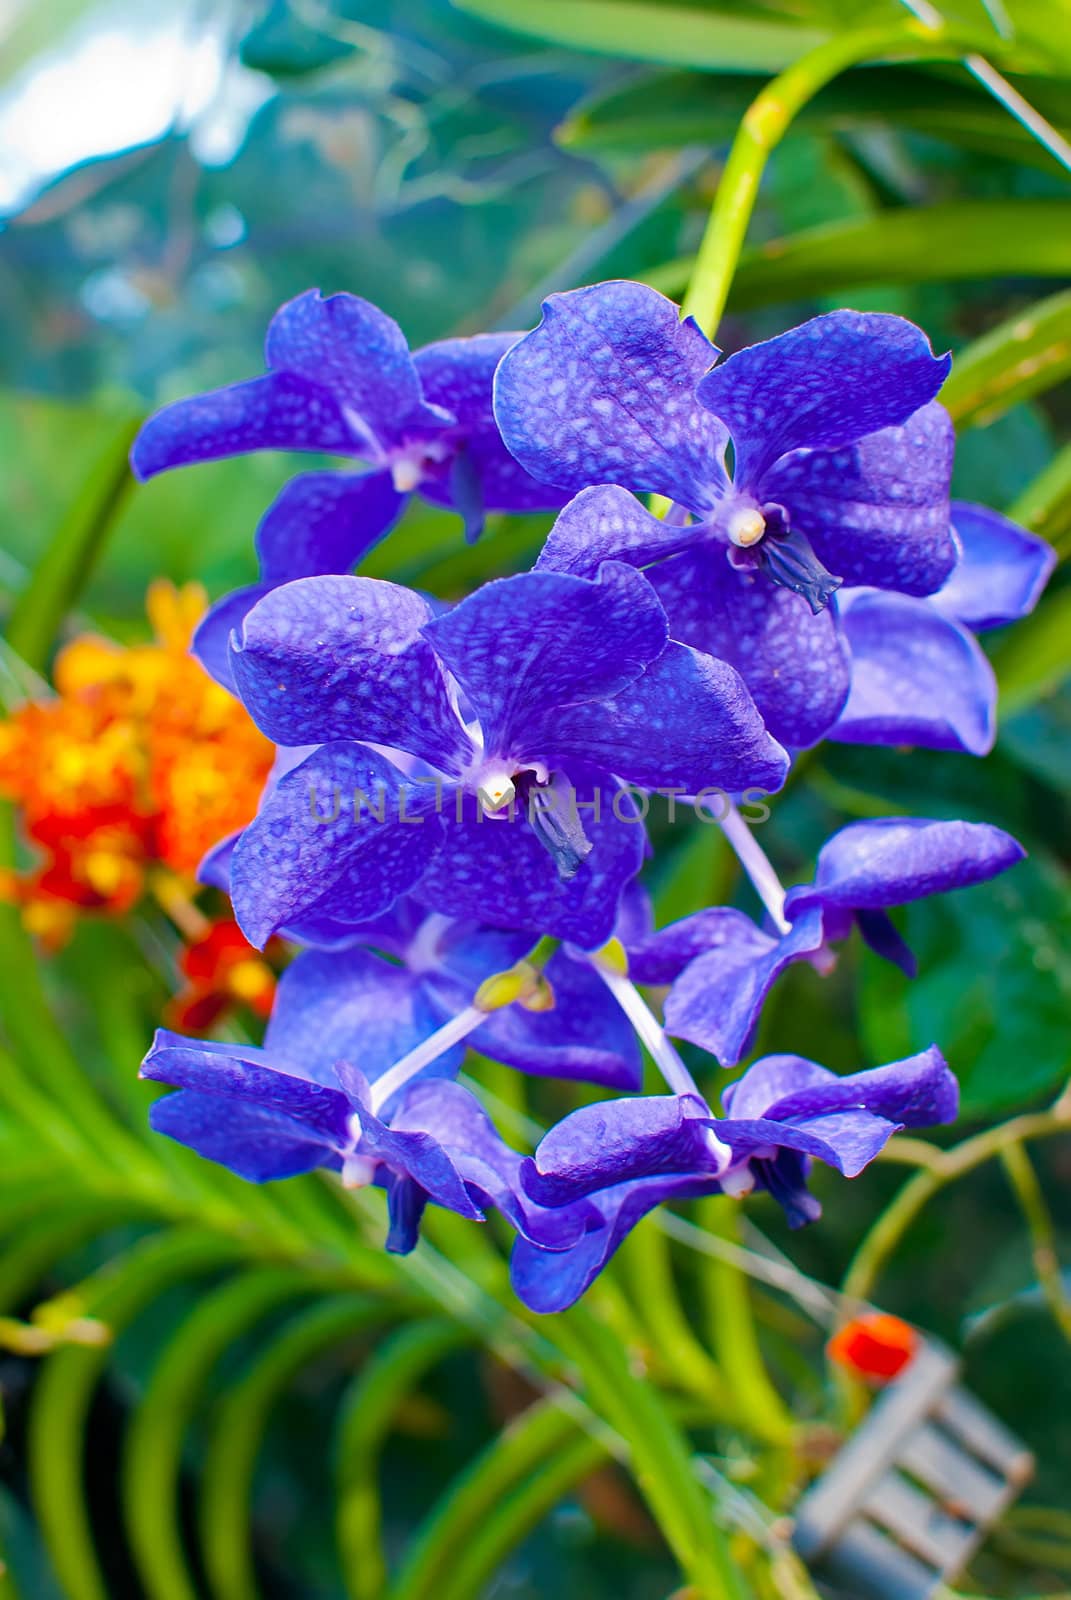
265, 947, 463, 1088
415, 333, 570, 516
550, 640, 789, 796
663, 907, 827, 1066
393, 1079, 591, 1249
934, 502, 1057, 630
784, 817, 1025, 922
723, 1046, 957, 1129
855, 909, 917, 976
231, 577, 471, 772
523, 1092, 715, 1205
414, 776, 645, 950
468, 947, 644, 1089
230, 744, 442, 947
348, 1094, 486, 1228
264, 289, 452, 447
760, 402, 956, 594
192, 585, 272, 693
696, 310, 951, 488
131, 372, 355, 480
628, 905, 772, 985
150, 1093, 342, 1181
718, 1110, 899, 1178
255, 469, 406, 585
650, 548, 850, 749
511, 1172, 717, 1313
493, 280, 727, 508
421, 563, 667, 761
140, 1032, 352, 1138
535, 485, 697, 579
833, 590, 996, 755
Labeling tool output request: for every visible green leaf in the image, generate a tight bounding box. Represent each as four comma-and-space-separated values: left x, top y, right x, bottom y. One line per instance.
560, 64, 1071, 173
388, 1398, 589, 1600
941, 289, 1071, 427
645, 201, 1071, 306
123, 1267, 345, 1600
4, 406, 142, 673
990, 587, 1071, 714
27, 1230, 248, 1600
335, 1319, 468, 1600
860, 853, 1071, 1117
427, 1432, 609, 1600
199, 1296, 398, 1600
548, 1308, 747, 1599
450, 0, 829, 72
1010, 439, 1071, 555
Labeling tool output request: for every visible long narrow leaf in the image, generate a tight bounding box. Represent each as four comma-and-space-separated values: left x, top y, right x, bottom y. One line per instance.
199, 1296, 399, 1600
335, 1318, 468, 1600
123, 1267, 349, 1600
644, 200, 1071, 305
27, 1230, 248, 1600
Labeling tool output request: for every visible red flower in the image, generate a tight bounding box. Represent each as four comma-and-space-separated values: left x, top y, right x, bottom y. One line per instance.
166, 919, 279, 1033
827, 1312, 918, 1382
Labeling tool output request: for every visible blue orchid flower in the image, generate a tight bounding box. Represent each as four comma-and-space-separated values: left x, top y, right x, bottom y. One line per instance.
131, 290, 569, 686
660, 818, 1025, 1066
511, 1047, 958, 1312
141, 1030, 588, 1256
216, 562, 788, 951
494, 279, 957, 748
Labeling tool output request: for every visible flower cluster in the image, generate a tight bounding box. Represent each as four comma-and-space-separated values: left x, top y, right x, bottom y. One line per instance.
0, 582, 279, 1032
132, 285, 1053, 1312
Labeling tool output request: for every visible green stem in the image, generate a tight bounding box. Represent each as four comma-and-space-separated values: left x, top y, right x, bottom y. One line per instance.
843, 1102, 1071, 1306
550, 1306, 748, 1599
998, 1141, 1071, 1346
5, 410, 141, 670
681, 22, 985, 337
697, 1197, 796, 1449
620, 1218, 733, 1413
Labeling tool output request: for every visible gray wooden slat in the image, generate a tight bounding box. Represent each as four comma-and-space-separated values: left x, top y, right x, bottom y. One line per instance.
898, 1421, 1008, 1522
793, 1343, 960, 1560
822, 1518, 939, 1600
863, 1469, 976, 1572
934, 1387, 1035, 1484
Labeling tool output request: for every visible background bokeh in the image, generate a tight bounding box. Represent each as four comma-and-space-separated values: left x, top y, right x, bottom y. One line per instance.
1, 2, 1069, 1597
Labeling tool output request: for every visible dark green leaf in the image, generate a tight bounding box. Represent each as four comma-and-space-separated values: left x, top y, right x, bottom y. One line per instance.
860, 853, 1071, 1117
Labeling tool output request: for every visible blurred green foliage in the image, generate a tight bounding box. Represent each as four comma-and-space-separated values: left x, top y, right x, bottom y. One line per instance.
0, 2, 1070, 1597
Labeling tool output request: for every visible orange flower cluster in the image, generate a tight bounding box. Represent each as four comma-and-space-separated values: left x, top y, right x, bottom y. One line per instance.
0, 582, 274, 946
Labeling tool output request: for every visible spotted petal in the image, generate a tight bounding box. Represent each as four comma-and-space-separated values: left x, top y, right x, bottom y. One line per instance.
415, 333, 570, 515
760, 403, 956, 594
511, 1172, 717, 1313
131, 372, 355, 479
535, 486, 697, 578
414, 776, 645, 950
650, 547, 850, 749
231, 576, 471, 772
550, 641, 789, 796
784, 818, 1025, 921
421, 562, 667, 760
833, 589, 996, 755
265, 947, 463, 1088
493, 280, 727, 508
256, 469, 406, 585
697, 310, 950, 488
230, 744, 442, 947
663, 908, 826, 1066
265, 290, 451, 447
